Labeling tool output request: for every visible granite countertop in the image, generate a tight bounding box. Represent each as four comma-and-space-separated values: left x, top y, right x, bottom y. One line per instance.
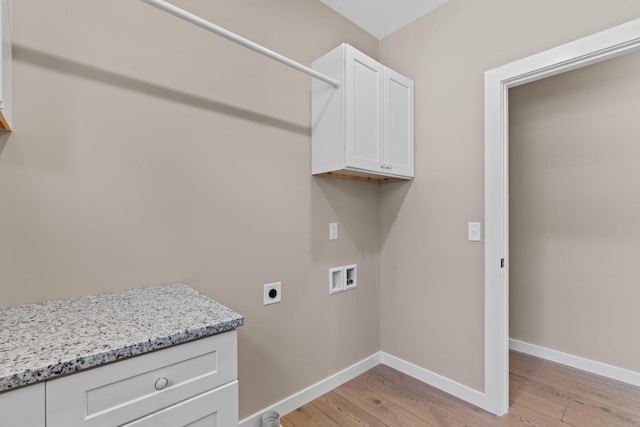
0, 282, 244, 392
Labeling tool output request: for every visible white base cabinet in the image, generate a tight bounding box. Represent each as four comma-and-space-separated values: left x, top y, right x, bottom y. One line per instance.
312, 43, 414, 183
0, 383, 45, 427
0, 331, 239, 427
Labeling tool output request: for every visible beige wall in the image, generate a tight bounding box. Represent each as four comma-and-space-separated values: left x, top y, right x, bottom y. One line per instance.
379, 0, 640, 391
509, 51, 640, 372
0, 0, 380, 418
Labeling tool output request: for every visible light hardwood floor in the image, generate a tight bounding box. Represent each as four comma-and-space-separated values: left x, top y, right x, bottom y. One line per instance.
281, 351, 640, 426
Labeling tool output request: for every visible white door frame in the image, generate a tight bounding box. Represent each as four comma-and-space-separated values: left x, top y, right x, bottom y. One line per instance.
483, 18, 640, 415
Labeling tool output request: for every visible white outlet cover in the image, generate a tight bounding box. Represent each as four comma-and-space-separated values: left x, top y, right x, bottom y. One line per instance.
263, 282, 282, 305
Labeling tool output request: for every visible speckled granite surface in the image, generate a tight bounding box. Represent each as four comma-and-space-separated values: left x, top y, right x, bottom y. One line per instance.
0, 282, 244, 392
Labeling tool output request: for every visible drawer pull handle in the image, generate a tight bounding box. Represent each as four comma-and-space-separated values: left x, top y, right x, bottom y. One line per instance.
154, 377, 169, 391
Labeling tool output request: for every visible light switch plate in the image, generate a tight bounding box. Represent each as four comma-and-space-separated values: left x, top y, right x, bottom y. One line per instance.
329, 223, 338, 240
468, 222, 481, 242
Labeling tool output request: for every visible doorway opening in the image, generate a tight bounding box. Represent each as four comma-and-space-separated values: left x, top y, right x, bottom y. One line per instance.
484, 18, 640, 415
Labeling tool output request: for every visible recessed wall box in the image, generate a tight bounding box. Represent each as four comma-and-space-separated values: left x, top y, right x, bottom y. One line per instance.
329, 267, 345, 295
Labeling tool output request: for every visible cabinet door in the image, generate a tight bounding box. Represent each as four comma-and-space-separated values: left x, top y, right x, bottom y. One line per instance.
384, 67, 414, 178
345, 46, 384, 173
0, 384, 45, 427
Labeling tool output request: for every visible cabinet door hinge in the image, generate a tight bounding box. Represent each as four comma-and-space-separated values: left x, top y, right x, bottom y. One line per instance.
501, 258, 505, 268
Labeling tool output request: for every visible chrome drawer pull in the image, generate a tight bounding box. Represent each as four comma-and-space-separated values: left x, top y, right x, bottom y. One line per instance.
154, 377, 169, 391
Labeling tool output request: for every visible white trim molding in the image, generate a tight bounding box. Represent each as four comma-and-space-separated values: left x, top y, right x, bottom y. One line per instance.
510, 339, 640, 388
485, 17, 640, 416
240, 352, 489, 427
381, 352, 487, 410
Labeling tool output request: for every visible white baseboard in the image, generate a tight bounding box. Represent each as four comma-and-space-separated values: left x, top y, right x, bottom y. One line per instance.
239, 342, 640, 426
380, 352, 487, 410
240, 351, 490, 426
239, 352, 383, 427
509, 339, 640, 388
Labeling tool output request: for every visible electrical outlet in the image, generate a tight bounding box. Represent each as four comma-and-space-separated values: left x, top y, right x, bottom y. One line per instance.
263, 282, 282, 305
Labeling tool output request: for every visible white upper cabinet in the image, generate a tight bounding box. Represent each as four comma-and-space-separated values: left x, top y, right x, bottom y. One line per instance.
0, 0, 10, 131
312, 43, 414, 183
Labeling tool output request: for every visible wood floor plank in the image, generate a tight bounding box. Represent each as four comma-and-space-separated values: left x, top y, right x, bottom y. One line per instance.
369, 364, 501, 426
511, 351, 640, 405
283, 403, 341, 427
310, 390, 388, 427
509, 387, 566, 420
510, 353, 640, 416
502, 404, 568, 427
562, 406, 621, 427
510, 373, 640, 426
334, 380, 436, 426
280, 418, 297, 427
354, 370, 478, 426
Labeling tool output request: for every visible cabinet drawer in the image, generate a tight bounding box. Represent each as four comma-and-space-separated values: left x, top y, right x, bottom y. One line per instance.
47, 331, 237, 427
123, 380, 238, 427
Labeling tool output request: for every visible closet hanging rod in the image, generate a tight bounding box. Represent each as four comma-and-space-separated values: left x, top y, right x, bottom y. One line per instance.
140, 0, 341, 88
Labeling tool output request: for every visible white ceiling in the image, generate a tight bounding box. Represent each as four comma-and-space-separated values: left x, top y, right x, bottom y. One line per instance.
319, 0, 449, 40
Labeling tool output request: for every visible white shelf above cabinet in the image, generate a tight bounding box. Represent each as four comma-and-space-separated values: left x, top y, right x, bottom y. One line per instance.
312, 43, 414, 183
0, 0, 11, 131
